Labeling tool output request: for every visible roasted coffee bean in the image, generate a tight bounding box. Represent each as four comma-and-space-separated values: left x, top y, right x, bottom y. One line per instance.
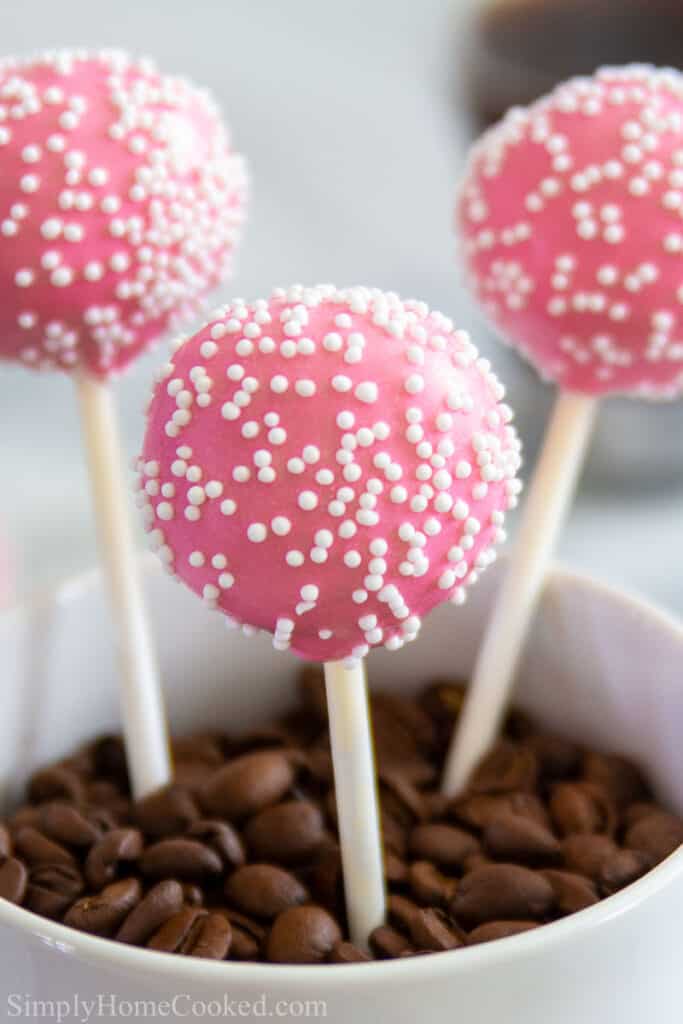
116, 879, 184, 945
419, 680, 466, 726
562, 834, 619, 881
133, 785, 199, 838
624, 811, 683, 862
0, 823, 11, 860
526, 733, 581, 782
267, 905, 342, 964
380, 771, 430, 826
621, 801, 661, 829
329, 941, 371, 963
182, 883, 204, 906
372, 693, 437, 756
173, 762, 214, 795
549, 783, 616, 837
409, 907, 463, 951
7, 806, 40, 834
82, 786, 127, 827
201, 752, 295, 820
370, 925, 415, 959
388, 893, 420, 931
28, 766, 85, 805
225, 864, 309, 919
220, 907, 267, 942
304, 844, 343, 912
207, 910, 262, 960
84, 782, 130, 821
186, 913, 232, 959
172, 734, 225, 766
188, 820, 245, 868
231, 727, 294, 757
380, 811, 407, 858
409, 824, 479, 868
0, 857, 28, 904
231, 926, 261, 960
147, 906, 205, 952
467, 920, 539, 944
38, 802, 102, 847
85, 807, 119, 834
244, 800, 325, 865
140, 838, 223, 880
384, 851, 408, 884
371, 702, 421, 769
463, 852, 493, 873
408, 861, 456, 906
60, 746, 94, 778
542, 869, 599, 914
484, 814, 561, 865
324, 790, 338, 829
14, 827, 76, 868
469, 742, 538, 794
85, 828, 143, 890
91, 736, 129, 788
599, 849, 653, 895
301, 748, 334, 787
451, 792, 549, 832
65, 878, 141, 937
395, 758, 438, 788
582, 752, 648, 809
26, 863, 84, 918
451, 864, 554, 926
425, 792, 449, 820
148, 907, 232, 959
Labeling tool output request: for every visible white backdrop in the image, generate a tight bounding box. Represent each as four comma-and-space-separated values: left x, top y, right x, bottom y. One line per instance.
1, 0, 681, 614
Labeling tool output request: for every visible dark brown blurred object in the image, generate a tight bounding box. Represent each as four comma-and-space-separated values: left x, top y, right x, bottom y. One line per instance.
466, 0, 683, 131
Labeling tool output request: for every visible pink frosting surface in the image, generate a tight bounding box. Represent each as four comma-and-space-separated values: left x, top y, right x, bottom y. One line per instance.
138, 285, 522, 662
0, 50, 247, 377
457, 66, 683, 398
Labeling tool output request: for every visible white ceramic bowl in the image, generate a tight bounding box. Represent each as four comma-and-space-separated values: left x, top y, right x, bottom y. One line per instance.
1, 559, 683, 1023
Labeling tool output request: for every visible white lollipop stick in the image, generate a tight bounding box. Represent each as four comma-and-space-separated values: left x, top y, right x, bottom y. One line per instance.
75, 372, 172, 799
324, 658, 385, 951
442, 391, 597, 798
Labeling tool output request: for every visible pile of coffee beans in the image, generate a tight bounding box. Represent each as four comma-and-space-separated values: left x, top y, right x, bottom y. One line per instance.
1, 669, 681, 964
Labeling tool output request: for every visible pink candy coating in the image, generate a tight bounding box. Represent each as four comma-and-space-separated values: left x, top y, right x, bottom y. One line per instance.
139, 285, 521, 662
457, 66, 683, 398
0, 50, 247, 377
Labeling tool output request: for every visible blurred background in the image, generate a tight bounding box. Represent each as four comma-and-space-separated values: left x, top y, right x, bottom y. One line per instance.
1, 0, 682, 612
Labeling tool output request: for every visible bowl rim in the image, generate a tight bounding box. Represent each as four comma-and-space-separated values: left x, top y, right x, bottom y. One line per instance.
1, 560, 682, 988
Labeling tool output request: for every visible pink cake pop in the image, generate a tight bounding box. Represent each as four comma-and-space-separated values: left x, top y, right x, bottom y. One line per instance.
139, 282, 520, 949
458, 65, 683, 398
139, 284, 522, 663
0, 49, 247, 801
443, 65, 683, 798
0, 49, 247, 376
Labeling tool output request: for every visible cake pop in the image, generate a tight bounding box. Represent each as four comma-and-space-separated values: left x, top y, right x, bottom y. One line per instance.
0, 49, 247, 799
139, 283, 521, 946
459, 64, 683, 398
139, 284, 521, 660
444, 65, 683, 796
0, 49, 246, 375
